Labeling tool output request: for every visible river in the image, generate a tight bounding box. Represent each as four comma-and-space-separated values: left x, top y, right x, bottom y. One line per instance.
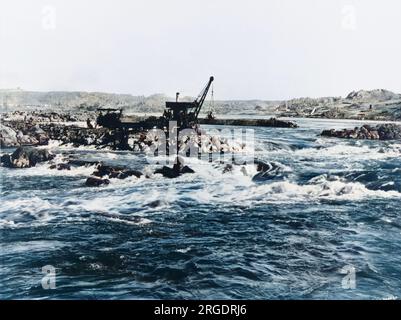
1, 118, 400, 299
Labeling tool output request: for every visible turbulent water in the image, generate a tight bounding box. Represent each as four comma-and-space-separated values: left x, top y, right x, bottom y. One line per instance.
1, 118, 401, 300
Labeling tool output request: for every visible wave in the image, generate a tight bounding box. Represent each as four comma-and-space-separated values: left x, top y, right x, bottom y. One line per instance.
0, 196, 62, 228
0, 192, 154, 229
296, 141, 401, 160
2, 160, 96, 177
255, 138, 401, 161
189, 173, 401, 205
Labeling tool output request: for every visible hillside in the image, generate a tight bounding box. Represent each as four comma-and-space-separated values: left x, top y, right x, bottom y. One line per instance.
1, 89, 400, 120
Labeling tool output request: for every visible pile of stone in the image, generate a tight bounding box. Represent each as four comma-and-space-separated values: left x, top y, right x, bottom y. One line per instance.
0, 121, 112, 148
321, 123, 401, 140
0, 110, 100, 148
0, 123, 48, 147
0, 146, 55, 168
1, 110, 95, 123
43, 123, 109, 147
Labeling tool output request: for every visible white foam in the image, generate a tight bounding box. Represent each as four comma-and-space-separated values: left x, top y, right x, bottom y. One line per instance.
0, 197, 62, 228
189, 174, 401, 206
0, 196, 60, 214
6, 161, 96, 177
294, 143, 400, 161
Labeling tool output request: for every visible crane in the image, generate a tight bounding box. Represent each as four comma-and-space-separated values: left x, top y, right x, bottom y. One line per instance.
193, 76, 214, 121
164, 76, 214, 129
94, 77, 215, 149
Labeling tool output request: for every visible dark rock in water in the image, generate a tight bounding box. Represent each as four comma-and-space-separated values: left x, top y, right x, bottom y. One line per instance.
68, 159, 100, 167
147, 199, 166, 208
85, 176, 110, 187
181, 166, 195, 174
222, 164, 234, 173
155, 156, 195, 178
1, 146, 55, 168
93, 164, 122, 178
0, 154, 12, 167
252, 159, 285, 181
49, 163, 71, 170
254, 159, 272, 172
155, 166, 180, 178
321, 123, 401, 140
118, 169, 143, 179
93, 164, 143, 179
376, 124, 401, 140
172, 156, 194, 173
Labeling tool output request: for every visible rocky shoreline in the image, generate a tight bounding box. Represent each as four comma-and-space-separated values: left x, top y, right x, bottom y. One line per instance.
2, 111, 400, 151
0, 146, 194, 183
321, 123, 401, 140
0, 145, 278, 187
0, 109, 298, 186
1, 110, 400, 188
0, 110, 255, 185
0, 110, 298, 149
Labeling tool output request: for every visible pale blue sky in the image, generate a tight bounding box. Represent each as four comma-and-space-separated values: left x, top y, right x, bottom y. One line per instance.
1, 0, 401, 99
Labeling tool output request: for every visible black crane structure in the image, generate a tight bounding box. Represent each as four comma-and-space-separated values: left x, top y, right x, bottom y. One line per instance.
164, 76, 214, 129
95, 76, 215, 149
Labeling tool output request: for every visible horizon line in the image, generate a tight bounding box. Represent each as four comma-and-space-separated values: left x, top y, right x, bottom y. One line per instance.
1, 87, 400, 102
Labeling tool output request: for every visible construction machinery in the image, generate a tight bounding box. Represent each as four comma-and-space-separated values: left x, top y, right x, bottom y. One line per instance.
96, 76, 214, 132
95, 77, 215, 149
96, 108, 123, 129
163, 76, 214, 129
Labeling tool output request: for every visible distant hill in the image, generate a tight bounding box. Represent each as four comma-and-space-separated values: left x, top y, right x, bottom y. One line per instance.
346, 89, 401, 101
276, 89, 401, 121
0, 90, 150, 112
1, 88, 400, 120
0, 89, 279, 115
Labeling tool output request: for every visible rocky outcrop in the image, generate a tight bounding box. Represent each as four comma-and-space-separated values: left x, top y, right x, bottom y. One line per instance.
346, 89, 401, 102
67, 159, 101, 167
222, 164, 234, 173
321, 124, 401, 140
49, 163, 71, 170
155, 156, 195, 178
84, 164, 143, 186
277, 89, 401, 121
0, 124, 19, 147
0, 146, 55, 168
0, 122, 48, 147
34, 123, 108, 147
85, 176, 110, 187
1, 114, 109, 148
0, 154, 12, 167
92, 164, 143, 179
252, 160, 285, 181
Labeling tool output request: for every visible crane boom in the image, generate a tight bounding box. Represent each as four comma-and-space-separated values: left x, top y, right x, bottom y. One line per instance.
194, 76, 214, 120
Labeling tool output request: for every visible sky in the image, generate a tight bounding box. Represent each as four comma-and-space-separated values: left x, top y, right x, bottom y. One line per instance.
1, 0, 401, 100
